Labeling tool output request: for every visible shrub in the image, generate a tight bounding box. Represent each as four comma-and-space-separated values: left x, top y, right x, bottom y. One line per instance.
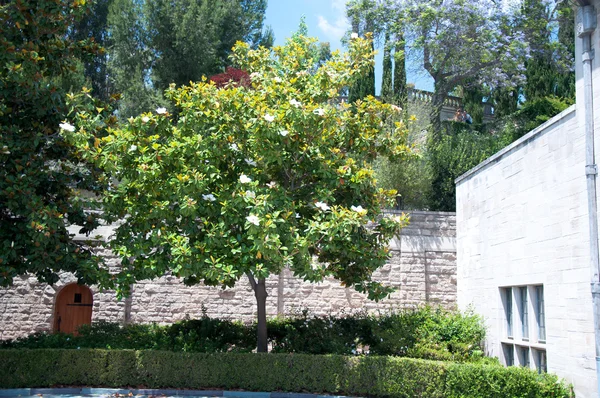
0, 349, 573, 397
1, 306, 486, 361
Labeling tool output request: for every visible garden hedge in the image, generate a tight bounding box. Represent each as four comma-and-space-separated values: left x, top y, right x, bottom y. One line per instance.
0, 349, 572, 398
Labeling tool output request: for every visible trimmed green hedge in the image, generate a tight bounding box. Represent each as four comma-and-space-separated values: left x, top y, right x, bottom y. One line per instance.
0, 349, 572, 397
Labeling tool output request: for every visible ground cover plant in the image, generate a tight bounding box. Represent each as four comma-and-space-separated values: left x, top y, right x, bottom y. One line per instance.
1, 306, 487, 362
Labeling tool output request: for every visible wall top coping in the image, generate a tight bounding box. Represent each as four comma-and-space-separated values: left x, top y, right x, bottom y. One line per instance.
454, 104, 577, 185
383, 209, 457, 217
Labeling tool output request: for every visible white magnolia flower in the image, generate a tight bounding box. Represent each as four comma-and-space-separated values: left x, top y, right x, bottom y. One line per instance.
141, 116, 150, 123
230, 143, 239, 152
245, 190, 256, 199
128, 145, 137, 152
250, 72, 261, 79
245, 158, 257, 166
351, 32, 359, 39
156, 107, 167, 114
279, 130, 289, 137
202, 194, 216, 202
59, 122, 75, 132
239, 174, 252, 184
273, 76, 282, 83
289, 99, 302, 108
264, 114, 275, 122
351, 205, 368, 215
313, 108, 325, 116
267, 181, 277, 189
315, 201, 330, 211
295, 213, 301, 219
246, 214, 260, 226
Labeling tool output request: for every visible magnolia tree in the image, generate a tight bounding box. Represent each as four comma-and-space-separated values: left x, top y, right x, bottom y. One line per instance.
64, 35, 410, 352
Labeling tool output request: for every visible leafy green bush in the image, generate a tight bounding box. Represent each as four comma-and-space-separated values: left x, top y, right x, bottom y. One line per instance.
427, 95, 574, 212
1, 306, 486, 361
0, 349, 573, 397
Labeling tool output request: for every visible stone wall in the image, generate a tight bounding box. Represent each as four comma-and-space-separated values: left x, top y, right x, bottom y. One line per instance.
0, 210, 456, 340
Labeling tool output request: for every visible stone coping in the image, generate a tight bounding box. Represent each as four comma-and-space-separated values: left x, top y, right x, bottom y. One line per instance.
0, 389, 353, 398
454, 104, 577, 185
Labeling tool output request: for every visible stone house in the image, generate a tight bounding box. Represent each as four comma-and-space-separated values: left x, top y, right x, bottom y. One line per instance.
456, 2, 600, 396
0, 211, 457, 340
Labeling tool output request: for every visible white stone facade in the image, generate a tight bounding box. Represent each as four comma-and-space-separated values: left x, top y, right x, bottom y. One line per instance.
456, 3, 600, 397
0, 211, 457, 341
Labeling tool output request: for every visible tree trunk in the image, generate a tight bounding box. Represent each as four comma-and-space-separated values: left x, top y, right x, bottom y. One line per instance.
430, 80, 446, 138
255, 278, 268, 353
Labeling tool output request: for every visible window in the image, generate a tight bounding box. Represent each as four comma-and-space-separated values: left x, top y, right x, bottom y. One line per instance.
519, 346, 530, 367
520, 287, 528, 340
500, 284, 546, 372
502, 343, 514, 366
534, 349, 547, 373
505, 288, 513, 338
536, 285, 546, 342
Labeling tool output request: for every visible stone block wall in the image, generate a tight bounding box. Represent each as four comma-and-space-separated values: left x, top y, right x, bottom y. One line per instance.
0, 211, 456, 340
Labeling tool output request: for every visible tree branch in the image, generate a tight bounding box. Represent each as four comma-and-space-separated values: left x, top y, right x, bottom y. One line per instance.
246, 271, 257, 292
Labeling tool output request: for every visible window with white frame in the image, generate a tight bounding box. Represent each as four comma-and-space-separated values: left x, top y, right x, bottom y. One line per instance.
518, 346, 530, 368
520, 287, 528, 340
500, 284, 546, 371
534, 348, 547, 373
536, 285, 546, 342
504, 287, 513, 338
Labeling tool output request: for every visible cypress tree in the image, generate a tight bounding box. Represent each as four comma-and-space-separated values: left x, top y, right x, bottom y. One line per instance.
393, 32, 407, 107
381, 32, 393, 103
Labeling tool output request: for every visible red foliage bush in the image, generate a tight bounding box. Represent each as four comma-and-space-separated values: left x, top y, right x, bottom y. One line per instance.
209, 67, 251, 88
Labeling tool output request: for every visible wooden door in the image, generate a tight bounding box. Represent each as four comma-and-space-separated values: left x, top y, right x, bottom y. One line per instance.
53, 284, 93, 335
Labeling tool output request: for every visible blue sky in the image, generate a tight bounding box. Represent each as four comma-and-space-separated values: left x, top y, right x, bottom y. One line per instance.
264, 0, 434, 92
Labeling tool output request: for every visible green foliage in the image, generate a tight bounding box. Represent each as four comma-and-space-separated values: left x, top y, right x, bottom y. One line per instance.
427, 95, 573, 212
427, 123, 500, 212
381, 33, 393, 103
373, 100, 431, 210
0, 349, 573, 397
69, 0, 112, 101
0, 0, 117, 287
106, 0, 273, 118
2, 306, 486, 362
65, 34, 409, 302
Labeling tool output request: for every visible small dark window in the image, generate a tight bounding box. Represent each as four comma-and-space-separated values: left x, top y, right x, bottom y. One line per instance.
74, 293, 82, 303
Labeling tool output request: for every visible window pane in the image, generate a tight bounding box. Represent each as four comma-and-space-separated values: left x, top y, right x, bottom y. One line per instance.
520, 346, 530, 368
537, 286, 546, 342
537, 350, 547, 373
503, 343, 514, 366
506, 288, 513, 338
521, 287, 528, 339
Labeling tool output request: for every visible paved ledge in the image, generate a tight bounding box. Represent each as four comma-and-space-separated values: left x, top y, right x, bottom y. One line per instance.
0, 389, 355, 398
455, 104, 577, 185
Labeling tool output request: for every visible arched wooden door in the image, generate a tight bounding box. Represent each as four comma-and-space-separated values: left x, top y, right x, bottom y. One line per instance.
53, 284, 93, 335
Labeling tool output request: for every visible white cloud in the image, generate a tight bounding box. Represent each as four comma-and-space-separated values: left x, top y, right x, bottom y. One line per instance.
331, 0, 347, 12
317, 15, 348, 43
317, 0, 349, 45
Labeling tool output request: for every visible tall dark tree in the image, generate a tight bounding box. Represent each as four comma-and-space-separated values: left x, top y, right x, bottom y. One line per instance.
106, 0, 273, 117
70, 0, 113, 101
146, 0, 273, 92
522, 0, 575, 102
347, 0, 377, 102
381, 32, 393, 103
393, 32, 407, 107
0, 0, 113, 288
107, 0, 159, 118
